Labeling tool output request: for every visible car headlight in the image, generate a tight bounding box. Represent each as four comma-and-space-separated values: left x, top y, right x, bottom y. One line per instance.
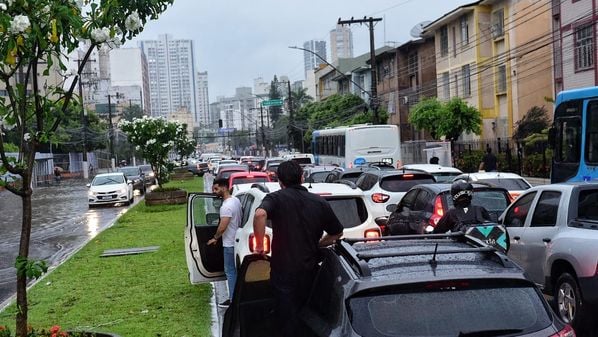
148, 172, 155, 177
88, 191, 96, 196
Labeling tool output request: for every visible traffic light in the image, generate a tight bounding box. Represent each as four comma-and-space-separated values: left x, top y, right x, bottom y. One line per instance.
218, 119, 223, 128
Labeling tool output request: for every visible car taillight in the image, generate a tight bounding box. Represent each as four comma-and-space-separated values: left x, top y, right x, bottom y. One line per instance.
364, 228, 381, 239
429, 196, 444, 226
402, 174, 414, 178
249, 233, 271, 254
550, 325, 576, 337
372, 193, 390, 203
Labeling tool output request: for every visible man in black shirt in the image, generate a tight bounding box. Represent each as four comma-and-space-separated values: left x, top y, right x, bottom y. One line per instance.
481, 147, 497, 172
434, 180, 492, 233
253, 160, 343, 337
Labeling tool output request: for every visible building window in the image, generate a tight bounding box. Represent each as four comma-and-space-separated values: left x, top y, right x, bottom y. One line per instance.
462, 64, 471, 97
440, 25, 449, 57
452, 26, 457, 57
454, 74, 459, 97
497, 65, 507, 93
442, 72, 450, 99
491, 9, 504, 39
408, 52, 418, 88
575, 25, 594, 70
460, 15, 469, 45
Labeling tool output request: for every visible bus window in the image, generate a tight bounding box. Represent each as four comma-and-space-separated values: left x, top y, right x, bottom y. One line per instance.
586, 102, 598, 164
556, 118, 581, 163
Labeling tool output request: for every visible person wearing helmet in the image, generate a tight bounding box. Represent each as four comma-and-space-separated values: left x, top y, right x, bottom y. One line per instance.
433, 179, 492, 233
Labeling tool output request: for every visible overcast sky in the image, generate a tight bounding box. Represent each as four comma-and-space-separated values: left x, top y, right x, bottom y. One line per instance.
129, 0, 472, 101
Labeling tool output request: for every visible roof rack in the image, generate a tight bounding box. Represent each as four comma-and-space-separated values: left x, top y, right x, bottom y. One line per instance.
336, 232, 514, 277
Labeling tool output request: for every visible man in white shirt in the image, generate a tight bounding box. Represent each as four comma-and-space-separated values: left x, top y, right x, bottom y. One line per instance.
208, 178, 242, 306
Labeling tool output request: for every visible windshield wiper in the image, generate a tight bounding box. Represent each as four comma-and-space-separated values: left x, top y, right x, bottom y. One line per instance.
458, 328, 523, 337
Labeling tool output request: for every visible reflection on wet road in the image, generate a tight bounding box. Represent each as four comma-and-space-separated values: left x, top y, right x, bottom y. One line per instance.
0, 179, 141, 307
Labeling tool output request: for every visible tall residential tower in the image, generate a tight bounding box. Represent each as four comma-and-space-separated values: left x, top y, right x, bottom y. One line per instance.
303, 40, 327, 78
195, 71, 210, 127
330, 24, 353, 63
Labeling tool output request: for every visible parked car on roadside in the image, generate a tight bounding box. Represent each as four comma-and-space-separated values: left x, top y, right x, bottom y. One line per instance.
138, 164, 157, 185
117, 166, 146, 194
453, 172, 532, 200
386, 183, 511, 235
87, 172, 133, 207
499, 182, 598, 333
189, 227, 573, 337
356, 170, 436, 219
400, 164, 463, 183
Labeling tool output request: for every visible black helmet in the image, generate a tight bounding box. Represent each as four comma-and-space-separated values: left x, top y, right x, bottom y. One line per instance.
451, 179, 473, 207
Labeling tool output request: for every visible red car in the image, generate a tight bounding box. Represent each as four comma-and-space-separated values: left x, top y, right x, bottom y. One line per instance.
228, 171, 271, 189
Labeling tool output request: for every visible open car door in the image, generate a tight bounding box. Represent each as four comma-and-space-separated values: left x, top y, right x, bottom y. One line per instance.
222, 254, 275, 337
185, 192, 226, 284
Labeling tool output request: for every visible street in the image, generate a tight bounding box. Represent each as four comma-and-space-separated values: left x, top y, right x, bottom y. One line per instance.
0, 179, 142, 308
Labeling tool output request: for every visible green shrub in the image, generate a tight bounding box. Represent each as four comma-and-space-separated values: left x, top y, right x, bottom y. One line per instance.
455, 150, 484, 173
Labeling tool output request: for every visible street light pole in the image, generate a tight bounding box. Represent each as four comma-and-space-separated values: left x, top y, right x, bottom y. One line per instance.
107, 94, 115, 169
76, 59, 89, 179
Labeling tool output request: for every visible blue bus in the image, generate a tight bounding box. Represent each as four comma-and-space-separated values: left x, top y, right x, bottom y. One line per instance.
550, 87, 598, 183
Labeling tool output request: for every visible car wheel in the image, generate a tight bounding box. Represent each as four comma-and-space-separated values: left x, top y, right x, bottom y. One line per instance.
554, 272, 587, 330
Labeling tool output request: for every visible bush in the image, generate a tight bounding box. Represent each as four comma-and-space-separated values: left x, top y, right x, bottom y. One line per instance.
522, 149, 552, 178
455, 150, 484, 173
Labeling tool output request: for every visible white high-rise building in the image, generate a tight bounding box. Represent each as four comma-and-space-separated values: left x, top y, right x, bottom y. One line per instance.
303, 40, 327, 78
109, 48, 150, 113
330, 24, 353, 63
195, 71, 210, 127
139, 34, 196, 120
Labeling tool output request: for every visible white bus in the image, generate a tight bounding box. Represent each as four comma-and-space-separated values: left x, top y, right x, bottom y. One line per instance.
312, 124, 401, 168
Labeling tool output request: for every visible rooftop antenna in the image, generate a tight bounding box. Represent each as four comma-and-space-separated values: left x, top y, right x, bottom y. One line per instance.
429, 243, 439, 268
409, 20, 431, 39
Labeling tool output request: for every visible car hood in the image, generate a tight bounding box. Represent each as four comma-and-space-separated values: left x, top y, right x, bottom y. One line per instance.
90, 184, 127, 192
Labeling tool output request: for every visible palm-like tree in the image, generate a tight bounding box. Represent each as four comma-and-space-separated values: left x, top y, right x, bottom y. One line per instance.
291, 87, 313, 111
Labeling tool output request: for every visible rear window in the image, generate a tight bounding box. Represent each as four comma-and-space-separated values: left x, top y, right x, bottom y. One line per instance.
578, 189, 598, 221
478, 178, 530, 190
309, 172, 330, 183
348, 282, 551, 337
380, 175, 435, 192
432, 172, 461, 183
291, 158, 312, 165
326, 197, 368, 228
341, 172, 363, 183
445, 190, 510, 213
231, 177, 269, 185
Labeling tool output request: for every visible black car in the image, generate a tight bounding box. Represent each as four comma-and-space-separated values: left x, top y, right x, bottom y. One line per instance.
385, 183, 511, 235
223, 234, 572, 337
117, 166, 146, 194
138, 164, 157, 185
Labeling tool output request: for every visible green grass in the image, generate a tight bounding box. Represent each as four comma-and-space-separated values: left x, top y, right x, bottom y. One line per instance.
0, 177, 213, 337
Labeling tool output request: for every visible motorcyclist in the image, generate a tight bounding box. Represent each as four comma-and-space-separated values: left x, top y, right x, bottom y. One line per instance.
433, 179, 492, 233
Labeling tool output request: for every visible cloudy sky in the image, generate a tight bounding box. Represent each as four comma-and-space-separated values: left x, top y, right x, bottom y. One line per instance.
129, 0, 473, 101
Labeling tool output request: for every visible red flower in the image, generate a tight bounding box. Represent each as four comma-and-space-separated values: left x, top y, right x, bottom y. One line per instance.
50, 325, 61, 334
0, 326, 5, 331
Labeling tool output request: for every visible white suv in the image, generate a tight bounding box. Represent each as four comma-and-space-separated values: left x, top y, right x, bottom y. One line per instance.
184, 182, 382, 284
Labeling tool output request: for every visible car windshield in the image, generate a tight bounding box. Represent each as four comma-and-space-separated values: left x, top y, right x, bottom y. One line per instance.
308, 171, 330, 183
92, 175, 124, 185
432, 172, 461, 183
139, 165, 152, 173
478, 178, 530, 190
119, 168, 139, 176
326, 197, 368, 228
380, 175, 436, 192
578, 189, 598, 221
348, 283, 551, 337
444, 190, 510, 222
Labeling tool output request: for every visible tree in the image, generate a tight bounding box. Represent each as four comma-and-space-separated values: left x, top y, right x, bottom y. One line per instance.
0, 1, 173, 335
513, 106, 550, 141
121, 104, 144, 122
290, 87, 313, 112
410, 97, 482, 141
119, 117, 191, 188
268, 75, 283, 123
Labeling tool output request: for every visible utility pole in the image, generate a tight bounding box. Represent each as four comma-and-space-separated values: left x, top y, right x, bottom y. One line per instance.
287, 81, 294, 151
77, 59, 89, 179
338, 16, 383, 124
260, 104, 267, 157
107, 94, 115, 169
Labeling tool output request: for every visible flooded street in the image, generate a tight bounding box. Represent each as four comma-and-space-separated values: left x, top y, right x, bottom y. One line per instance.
0, 179, 141, 307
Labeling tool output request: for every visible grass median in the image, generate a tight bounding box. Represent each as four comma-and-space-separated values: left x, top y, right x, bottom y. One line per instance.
0, 177, 212, 337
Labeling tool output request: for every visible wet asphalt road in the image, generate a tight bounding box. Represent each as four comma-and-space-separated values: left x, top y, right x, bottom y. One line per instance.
0, 179, 142, 307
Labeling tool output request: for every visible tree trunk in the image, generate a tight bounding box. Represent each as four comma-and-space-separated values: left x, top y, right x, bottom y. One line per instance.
16, 152, 34, 337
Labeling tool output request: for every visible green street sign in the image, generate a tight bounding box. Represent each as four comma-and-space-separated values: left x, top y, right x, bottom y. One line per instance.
261, 99, 283, 107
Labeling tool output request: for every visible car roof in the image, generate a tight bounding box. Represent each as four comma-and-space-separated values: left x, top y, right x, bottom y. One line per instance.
401, 164, 462, 174
336, 234, 524, 289
305, 165, 338, 173
233, 182, 363, 198
229, 171, 269, 178
456, 172, 528, 180
95, 172, 125, 178
364, 169, 434, 178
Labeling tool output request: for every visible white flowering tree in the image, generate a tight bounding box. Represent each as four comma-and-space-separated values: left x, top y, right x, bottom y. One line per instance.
0, 1, 172, 335
119, 117, 195, 188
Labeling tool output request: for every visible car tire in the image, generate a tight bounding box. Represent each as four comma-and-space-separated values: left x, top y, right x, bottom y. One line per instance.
554, 272, 588, 331
88, 204, 94, 209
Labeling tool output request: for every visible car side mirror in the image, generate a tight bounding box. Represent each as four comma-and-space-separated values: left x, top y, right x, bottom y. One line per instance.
86, 183, 91, 188
386, 204, 398, 213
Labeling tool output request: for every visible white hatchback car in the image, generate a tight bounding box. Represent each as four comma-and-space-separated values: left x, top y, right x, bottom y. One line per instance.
452, 172, 533, 200
184, 182, 382, 284
87, 172, 134, 207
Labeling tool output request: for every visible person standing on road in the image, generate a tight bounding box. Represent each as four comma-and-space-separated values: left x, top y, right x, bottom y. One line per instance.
480, 147, 497, 172
207, 177, 242, 306
253, 160, 343, 337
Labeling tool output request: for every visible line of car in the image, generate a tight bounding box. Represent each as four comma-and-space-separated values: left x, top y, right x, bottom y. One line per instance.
87, 165, 157, 208
185, 157, 596, 336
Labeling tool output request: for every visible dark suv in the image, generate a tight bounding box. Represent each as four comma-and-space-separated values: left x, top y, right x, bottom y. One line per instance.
386, 183, 512, 235
223, 234, 572, 337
